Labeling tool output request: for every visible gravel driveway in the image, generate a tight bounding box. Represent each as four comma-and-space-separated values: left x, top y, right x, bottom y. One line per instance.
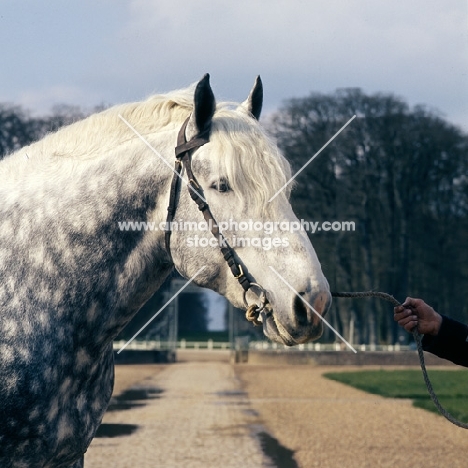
85, 362, 271, 467
85, 360, 468, 468
237, 364, 468, 468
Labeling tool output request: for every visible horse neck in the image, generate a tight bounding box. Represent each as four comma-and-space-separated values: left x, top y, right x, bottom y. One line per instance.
12, 133, 175, 347
76, 140, 177, 340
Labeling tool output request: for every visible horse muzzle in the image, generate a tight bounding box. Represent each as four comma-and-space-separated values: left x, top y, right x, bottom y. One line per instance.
261, 290, 331, 346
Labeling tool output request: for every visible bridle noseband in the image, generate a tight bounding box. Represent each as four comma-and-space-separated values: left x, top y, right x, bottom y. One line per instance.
164, 117, 268, 323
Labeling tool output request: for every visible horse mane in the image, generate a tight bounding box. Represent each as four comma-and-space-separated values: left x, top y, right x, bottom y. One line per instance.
19, 85, 196, 161
8, 84, 292, 210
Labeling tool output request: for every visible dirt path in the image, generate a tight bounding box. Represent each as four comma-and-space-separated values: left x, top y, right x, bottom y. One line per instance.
85, 362, 270, 467
236, 365, 468, 468
85, 361, 468, 468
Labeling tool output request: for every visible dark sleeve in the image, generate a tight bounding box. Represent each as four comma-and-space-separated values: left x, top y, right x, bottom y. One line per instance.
422, 315, 468, 367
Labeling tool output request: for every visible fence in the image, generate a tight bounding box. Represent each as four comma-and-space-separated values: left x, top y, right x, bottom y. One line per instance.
113, 339, 230, 351
113, 340, 413, 352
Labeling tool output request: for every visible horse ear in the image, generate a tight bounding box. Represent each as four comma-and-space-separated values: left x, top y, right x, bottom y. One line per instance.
187, 73, 216, 139
239, 76, 263, 120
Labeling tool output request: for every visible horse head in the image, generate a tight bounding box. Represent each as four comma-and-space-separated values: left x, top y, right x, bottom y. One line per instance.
167, 75, 331, 346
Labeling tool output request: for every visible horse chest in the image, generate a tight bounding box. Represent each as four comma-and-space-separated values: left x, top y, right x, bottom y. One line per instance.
0, 345, 114, 467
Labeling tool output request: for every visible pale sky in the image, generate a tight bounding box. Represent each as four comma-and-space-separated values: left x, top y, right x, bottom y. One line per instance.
1, 0, 467, 130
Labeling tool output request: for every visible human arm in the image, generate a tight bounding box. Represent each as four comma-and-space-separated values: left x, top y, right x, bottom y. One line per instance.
394, 297, 468, 367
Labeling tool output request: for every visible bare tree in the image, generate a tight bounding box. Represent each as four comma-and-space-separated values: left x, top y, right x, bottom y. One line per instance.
269, 89, 468, 344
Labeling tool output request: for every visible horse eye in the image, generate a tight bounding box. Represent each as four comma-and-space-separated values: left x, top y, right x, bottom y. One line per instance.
211, 179, 230, 193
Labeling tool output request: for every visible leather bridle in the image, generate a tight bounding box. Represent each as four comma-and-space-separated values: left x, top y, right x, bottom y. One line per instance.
164, 116, 268, 322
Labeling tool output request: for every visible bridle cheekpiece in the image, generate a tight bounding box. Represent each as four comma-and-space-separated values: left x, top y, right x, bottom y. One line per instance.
164, 116, 268, 324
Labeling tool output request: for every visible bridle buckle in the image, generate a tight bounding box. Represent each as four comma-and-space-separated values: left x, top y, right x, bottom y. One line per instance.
234, 264, 244, 279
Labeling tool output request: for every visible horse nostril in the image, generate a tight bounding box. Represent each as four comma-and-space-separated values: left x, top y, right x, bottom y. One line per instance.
293, 292, 310, 326
313, 291, 331, 318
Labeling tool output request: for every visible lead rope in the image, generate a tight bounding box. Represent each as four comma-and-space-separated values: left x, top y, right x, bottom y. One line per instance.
331, 291, 468, 429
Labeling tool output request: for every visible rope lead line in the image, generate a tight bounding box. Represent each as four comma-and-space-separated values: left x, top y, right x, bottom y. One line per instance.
331, 291, 468, 430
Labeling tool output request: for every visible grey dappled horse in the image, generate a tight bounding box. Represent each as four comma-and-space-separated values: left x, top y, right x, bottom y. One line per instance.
0, 75, 331, 467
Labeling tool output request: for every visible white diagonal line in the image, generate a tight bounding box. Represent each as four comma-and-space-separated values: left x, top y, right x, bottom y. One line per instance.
268, 115, 356, 203
268, 266, 357, 353
118, 114, 207, 203
117, 266, 206, 353
118, 114, 175, 174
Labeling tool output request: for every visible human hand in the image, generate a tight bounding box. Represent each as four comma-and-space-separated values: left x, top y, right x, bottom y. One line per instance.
394, 297, 442, 336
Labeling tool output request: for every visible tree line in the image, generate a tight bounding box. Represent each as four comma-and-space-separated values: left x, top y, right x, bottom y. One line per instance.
2, 90, 467, 344
0, 103, 88, 157
269, 88, 468, 345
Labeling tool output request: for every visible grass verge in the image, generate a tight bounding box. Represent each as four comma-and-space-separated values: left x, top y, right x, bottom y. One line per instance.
323, 369, 468, 423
